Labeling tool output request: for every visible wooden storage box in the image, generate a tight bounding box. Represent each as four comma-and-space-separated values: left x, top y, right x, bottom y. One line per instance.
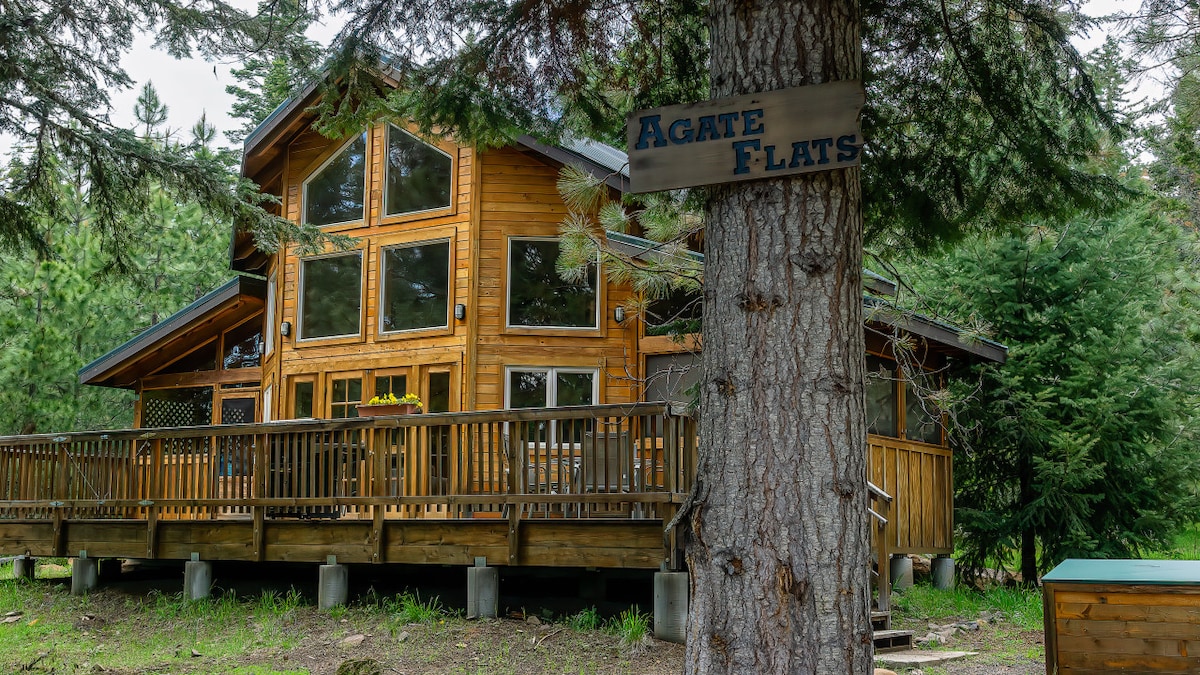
1043, 559, 1200, 674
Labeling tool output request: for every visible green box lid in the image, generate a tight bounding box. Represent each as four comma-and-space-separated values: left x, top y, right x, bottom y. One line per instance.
1042, 559, 1200, 585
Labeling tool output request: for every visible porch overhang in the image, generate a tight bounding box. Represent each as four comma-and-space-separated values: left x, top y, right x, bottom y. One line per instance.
79, 276, 266, 389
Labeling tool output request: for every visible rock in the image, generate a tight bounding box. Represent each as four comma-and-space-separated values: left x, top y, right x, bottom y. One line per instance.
910, 555, 932, 581
874, 669, 898, 675
336, 658, 382, 675
396, 630, 410, 643
526, 615, 541, 625
190, 649, 201, 658
339, 634, 366, 648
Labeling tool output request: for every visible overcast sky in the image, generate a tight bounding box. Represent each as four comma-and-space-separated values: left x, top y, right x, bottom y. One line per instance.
0, 0, 1160, 161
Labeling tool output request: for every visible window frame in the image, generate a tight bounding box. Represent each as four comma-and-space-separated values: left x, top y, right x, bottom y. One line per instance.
503, 366, 601, 409
288, 375, 318, 420
376, 236, 454, 338
504, 237, 602, 333
382, 124, 456, 221
296, 249, 365, 345
326, 372, 365, 419
264, 270, 277, 357
301, 131, 369, 229
863, 350, 946, 447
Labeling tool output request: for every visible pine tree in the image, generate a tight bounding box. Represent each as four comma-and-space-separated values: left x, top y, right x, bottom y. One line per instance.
0, 0, 330, 263
912, 210, 1200, 582
316, 1, 1131, 670
224, 1, 323, 144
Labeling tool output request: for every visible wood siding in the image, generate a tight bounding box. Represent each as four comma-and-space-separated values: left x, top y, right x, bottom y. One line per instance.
1045, 582, 1200, 674
265, 129, 638, 417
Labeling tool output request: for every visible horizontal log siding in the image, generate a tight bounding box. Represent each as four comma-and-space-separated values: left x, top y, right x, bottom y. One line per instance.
273, 125, 473, 415
1046, 582, 1200, 673
474, 147, 639, 410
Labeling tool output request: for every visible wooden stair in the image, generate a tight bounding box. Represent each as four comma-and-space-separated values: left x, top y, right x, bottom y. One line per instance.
871, 610, 914, 653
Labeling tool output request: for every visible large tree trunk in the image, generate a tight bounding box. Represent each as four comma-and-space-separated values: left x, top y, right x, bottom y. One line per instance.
685, 1, 870, 673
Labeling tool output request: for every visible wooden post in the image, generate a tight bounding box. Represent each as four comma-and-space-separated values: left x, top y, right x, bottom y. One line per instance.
253, 434, 267, 561
146, 439, 162, 559
372, 428, 386, 563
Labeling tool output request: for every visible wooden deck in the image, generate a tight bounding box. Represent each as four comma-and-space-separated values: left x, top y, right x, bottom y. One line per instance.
0, 404, 694, 570
0, 404, 948, 581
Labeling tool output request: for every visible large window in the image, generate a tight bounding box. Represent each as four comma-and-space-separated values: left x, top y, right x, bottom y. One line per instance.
299, 252, 362, 340
506, 368, 597, 408
293, 380, 314, 418
864, 355, 943, 445
646, 287, 702, 336
304, 133, 367, 227
865, 355, 898, 437
905, 379, 942, 445
507, 238, 598, 328
380, 240, 451, 333
385, 126, 453, 216
222, 319, 262, 369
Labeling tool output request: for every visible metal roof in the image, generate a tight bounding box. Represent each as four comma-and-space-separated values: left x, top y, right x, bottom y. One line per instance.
79, 276, 267, 386
606, 230, 1006, 363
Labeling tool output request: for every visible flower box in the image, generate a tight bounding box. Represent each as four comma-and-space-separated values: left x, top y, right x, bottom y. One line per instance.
356, 403, 420, 416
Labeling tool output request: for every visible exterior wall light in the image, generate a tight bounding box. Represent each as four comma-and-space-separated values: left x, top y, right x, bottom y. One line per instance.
614, 306, 626, 323
280, 321, 291, 337
454, 303, 466, 320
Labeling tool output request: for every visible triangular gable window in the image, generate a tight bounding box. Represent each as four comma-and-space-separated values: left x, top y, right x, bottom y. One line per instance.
386, 125, 453, 216
304, 132, 367, 227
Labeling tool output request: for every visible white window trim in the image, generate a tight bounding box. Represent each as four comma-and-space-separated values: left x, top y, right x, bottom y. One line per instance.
377, 237, 453, 335
262, 384, 273, 423
301, 132, 368, 228
503, 366, 600, 409
384, 124, 455, 218
506, 237, 601, 330
264, 271, 276, 357
297, 250, 364, 342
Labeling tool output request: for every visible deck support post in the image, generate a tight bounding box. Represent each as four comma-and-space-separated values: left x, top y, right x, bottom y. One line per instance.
653, 570, 688, 644
13, 556, 35, 580
71, 553, 98, 596
889, 554, 913, 591
466, 558, 499, 619
931, 555, 954, 590
184, 556, 212, 601
318, 558, 349, 610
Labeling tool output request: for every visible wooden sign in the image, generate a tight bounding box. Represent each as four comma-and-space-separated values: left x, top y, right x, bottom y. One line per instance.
626, 81, 865, 193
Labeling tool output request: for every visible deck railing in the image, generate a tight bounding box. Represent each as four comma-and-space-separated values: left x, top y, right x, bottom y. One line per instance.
0, 403, 697, 523
0, 407, 942, 591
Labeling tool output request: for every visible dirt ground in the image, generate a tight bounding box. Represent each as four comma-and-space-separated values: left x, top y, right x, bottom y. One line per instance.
886, 620, 1044, 675
2, 565, 1046, 675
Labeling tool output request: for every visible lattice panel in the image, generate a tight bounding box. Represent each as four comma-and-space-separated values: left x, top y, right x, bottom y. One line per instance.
145, 399, 201, 428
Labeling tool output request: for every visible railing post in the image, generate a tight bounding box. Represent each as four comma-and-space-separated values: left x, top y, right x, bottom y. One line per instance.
253, 433, 268, 562
146, 438, 162, 559
371, 426, 386, 563
53, 442, 69, 556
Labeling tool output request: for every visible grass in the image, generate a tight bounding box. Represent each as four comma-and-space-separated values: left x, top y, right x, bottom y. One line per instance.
566, 606, 602, 631
891, 583, 1043, 631
384, 590, 447, 625
608, 606, 651, 645
1146, 522, 1200, 560
0, 579, 310, 673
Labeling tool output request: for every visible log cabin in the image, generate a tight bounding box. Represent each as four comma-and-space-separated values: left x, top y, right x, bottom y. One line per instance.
0, 69, 1005, 643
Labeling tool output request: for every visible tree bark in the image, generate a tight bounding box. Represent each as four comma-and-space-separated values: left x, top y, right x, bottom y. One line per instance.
686, 1, 870, 673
